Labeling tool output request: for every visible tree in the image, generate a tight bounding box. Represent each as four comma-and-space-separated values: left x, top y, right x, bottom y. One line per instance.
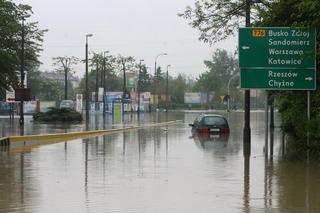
116, 55, 135, 98
256, 0, 320, 160
0, 0, 46, 93
139, 65, 152, 92
103, 54, 121, 92
52, 56, 79, 100
38, 79, 64, 101
179, 0, 272, 44
194, 49, 239, 101
152, 66, 165, 96
170, 74, 187, 104
76, 53, 122, 97
181, 0, 320, 159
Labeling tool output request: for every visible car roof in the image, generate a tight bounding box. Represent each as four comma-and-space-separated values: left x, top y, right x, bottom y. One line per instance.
200, 114, 225, 117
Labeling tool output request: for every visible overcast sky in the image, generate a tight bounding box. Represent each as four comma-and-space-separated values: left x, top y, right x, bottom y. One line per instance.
14, 0, 237, 78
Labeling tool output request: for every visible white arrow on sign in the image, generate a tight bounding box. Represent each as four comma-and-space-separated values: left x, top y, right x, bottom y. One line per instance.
242, 46, 250, 50
305, 77, 313, 81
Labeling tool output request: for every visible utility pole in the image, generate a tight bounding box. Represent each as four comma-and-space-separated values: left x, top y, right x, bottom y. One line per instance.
166, 65, 171, 112
122, 59, 127, 99
95, 61, 99, 104
102, 51, 109, 118
243, 0, 251, 144
85, 34, 93, 122
64, 63, 68, 100
154, 53, 167, 108
137, 59, 144, 118
19, 17, 26, 127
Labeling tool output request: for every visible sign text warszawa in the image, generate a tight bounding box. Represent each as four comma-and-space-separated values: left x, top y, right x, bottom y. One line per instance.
239, 27, 316, 90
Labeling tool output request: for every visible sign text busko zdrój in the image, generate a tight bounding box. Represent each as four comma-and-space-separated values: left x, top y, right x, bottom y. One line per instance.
239, 27, 316, 90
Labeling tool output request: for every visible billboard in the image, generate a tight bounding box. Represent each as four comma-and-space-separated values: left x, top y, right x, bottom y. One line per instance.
184, 93, 202, 104
106, 91, 123, 103
141, 92, 151, 103
98, 88, 104, 101
126, 72, 137, 88
24, 101, 37, 114
184, 92, 215, 104
6, 90, 15, 103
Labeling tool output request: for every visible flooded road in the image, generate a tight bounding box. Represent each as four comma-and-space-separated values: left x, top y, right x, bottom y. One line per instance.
0, 111, 320, 212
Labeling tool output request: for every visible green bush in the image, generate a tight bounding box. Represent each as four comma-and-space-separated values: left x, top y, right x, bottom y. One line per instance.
33, 107, 82, 122
278, 91, 320, 161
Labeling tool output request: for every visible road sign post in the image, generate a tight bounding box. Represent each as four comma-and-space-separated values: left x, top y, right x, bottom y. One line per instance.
239, 27, 316, 90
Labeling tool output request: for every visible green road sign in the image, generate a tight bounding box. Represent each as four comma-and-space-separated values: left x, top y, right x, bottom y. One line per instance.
239, 27, 316, 90
241, 68, 315, 90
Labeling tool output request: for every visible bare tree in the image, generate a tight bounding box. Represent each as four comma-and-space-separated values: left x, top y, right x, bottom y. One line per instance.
116, 55, 135, 99
53, 56, 79, 100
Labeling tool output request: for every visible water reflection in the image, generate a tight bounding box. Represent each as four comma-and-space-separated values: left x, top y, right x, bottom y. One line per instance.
243, 142, 250, 213
1, 111, 320, 212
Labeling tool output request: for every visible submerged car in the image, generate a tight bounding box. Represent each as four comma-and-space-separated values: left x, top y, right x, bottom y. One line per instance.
192, 132, 229, 150
59, 100, 74, 109
189, 114, 230, 134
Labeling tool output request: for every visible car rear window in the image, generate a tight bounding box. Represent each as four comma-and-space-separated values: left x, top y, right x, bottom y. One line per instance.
203, 116, 227, 126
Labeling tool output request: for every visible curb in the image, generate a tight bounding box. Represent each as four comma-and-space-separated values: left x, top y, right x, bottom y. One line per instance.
3, 120, 182, 148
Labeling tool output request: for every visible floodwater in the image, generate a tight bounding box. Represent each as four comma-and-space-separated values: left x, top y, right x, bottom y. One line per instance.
0, 111, 320, 212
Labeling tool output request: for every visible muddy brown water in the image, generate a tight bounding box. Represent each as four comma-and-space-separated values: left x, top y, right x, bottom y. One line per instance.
0, 111, 319, 212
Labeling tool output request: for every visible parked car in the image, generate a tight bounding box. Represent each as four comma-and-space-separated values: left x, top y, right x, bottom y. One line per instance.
189, 114, 230, 134
59, 100, 74, 109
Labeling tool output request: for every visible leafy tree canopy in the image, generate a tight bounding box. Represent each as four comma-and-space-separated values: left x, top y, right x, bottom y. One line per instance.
179, 0, 272, 44
0, 0, 46, 92
194, 49, 239, 97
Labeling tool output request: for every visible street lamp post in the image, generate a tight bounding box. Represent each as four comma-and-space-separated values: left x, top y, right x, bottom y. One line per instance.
85, 34, 93, 122
103, 51, 109, 118
64, 61, 68, 100
166, 65, 171, 112
95, 61, 99, 103
154, 53, 167, 108
154, 53, 167, 76
19, 16, 29, 127
137, 59, 144, 117
120, 58, 127, 100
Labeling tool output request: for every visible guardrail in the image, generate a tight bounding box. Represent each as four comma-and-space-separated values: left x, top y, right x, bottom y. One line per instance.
1, 120, 182, 151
